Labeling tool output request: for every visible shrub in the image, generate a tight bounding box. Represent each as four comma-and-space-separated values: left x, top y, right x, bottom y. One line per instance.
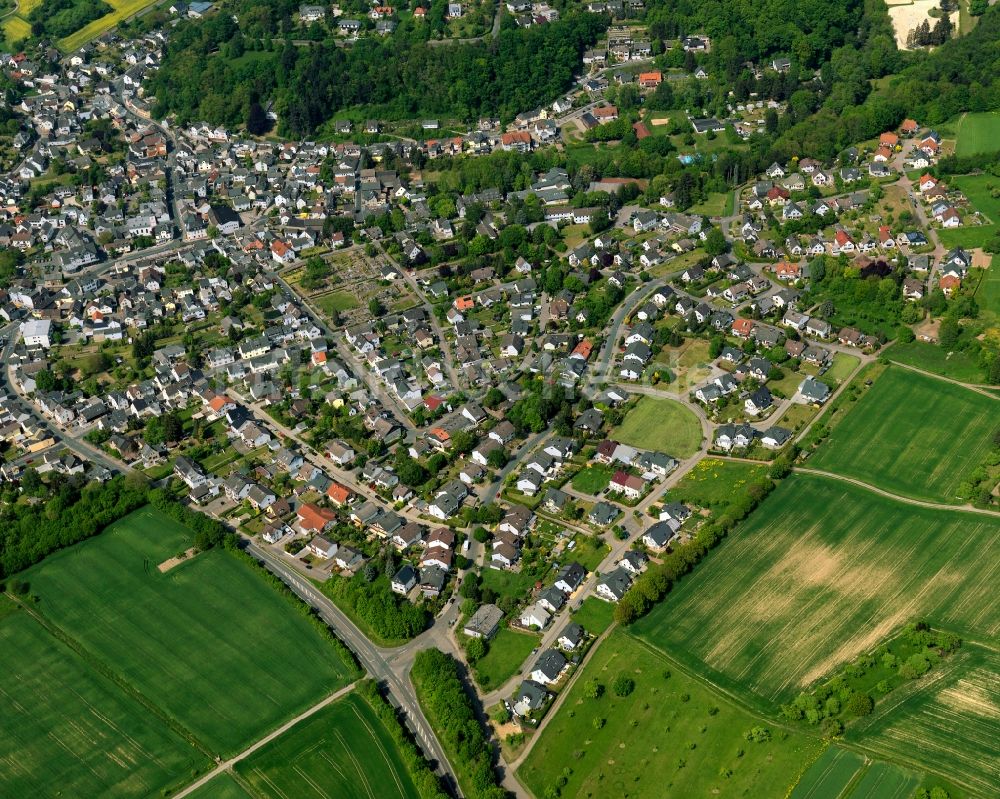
612, 675, 635, 697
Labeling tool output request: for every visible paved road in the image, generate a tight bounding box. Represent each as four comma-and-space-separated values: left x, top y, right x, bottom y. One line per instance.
172, 682, 358, 798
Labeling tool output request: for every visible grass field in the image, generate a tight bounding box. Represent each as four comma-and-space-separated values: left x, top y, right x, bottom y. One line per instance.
632, 473, 1000, 705
887, 341, 988, 384
472, 627, 539, 689
568, 534, 609, 572
57, 0, 159, 51
825, 352, 862, 385
571, 464, 614, 494
790, 747, 865, 799
1, 14, 30, 46
0, 603, 207, 798
612, 395, 703, 458
22, 507, 355, 756
186, 773, 252, 799
570, 596, 615, 635
809, 366, 998, 502
235, 692, 418, 799
851, 645, 1000, 796
955, 112, 1000, 157
314, 291, 360, 316
518, 632, 823, 799
849, 761, 921, 799
974, 255, 1000, 325
937, 172, 1000, 250
664, 457, 769, 509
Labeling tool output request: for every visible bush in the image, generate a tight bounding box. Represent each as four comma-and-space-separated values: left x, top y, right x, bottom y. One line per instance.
612, 675, 635, 697
845, 692, 874, 717
744, 726, 771, 743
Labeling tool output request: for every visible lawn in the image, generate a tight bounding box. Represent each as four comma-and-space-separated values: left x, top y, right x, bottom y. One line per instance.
612, 395, 703, 458
314, 290, 360, 316
186, 773, 253, 799
570, 596, 615, 635
518, 632, 823, 799
824, 352, 862, 385
569, 534, 610, 572
480, 564, 546, 601
809, 366, 997, 502
886, 340, 987, 384
472, 627, 540, 690
632, 473, 1000, 705
21, 506, 356, 756
689, 191, 729, 216
235, 692, 419, 799
58, 0, 161, 51
850, 645, 1000, 797
954, 112, 1000, 157
664, 458, 769, 509
571, 463, 615, 495
789, 747, 865, 799
0, 602, 208, 799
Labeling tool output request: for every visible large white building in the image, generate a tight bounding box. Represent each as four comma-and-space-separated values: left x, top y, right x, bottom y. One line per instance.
20, 319, 52, 349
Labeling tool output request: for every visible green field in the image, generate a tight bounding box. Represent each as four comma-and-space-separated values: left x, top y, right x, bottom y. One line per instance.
1, 13, 30, 46
851, 645, 1000, 797
612, 395, 703, 458
186, 773, 253, 799
21, 507, 355, 756
665, 457, 769, 509
315, 291, 360, 315
571, 463, 614, 494
472, 627, 539, 689
825, 352, 862, 385
790, 747, 865, 799
849, 761, 920, 799
809, 366, 997, 502
955, 112, 1000, 157
632, 473, 1000, 704
0, 602, 207, 798
570, 595, 615, 635
975, 255, 1000, 324
887, 341, 988, 384
235, 692, 418, 799
518, 632, 823, 799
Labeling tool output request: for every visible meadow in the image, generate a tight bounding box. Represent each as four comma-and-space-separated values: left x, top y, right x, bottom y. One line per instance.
21, 506, 355, 756
0, 601, 207, 798
570, 595, 615, 635
954, 112, 1000, 157
809, 366, 997, 502
887, 340, 988, 384
518, 632, 823, 799
235, 692, 419, 799
851, 645, 1000, 797
631, 473, 1000, 705
611, 395, 703, 458
472, 627, 540, 690
974, 255, 1000, 324
664, 457, 769, 509
937, 172, 1000, 250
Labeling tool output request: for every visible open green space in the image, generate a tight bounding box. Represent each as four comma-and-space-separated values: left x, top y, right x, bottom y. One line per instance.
849, 761, 921, 799
518, 632, 823, 799
185, 773, 253, 799
632, 473, 1000, 705
955, 112, 1000, 157
825, 352, 862, 385
612, 395, 703, 458
21, 506, 355, 756
886, 341, 988, 384
0, 602, 207, 799
472, 627, 539, 690
235, 692, 418, 799
568, 534, 610, 572
664, 457, 769, 509
570, 595, 615, 635
571, 463, 615, 494
314, 290, 360, 316
809, 366, 997, 502
789, 746, 865, 799
937, 173, 1000, 250
480, 563, 546, 602
974, 255, 1000, 324
850, 645, 1000, 797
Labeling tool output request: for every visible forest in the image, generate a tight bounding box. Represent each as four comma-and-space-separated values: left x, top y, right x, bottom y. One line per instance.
149, 12, 607, 136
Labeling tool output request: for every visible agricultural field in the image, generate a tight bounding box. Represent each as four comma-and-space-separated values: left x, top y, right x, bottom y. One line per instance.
611, 395, 703, 458
57, 0, 160, 51
186, 773, 253, 799
954, 112, 1000, 157
848, 761, 921, 799
1, 13, 30, 47
974, 255, 1000, 324
887, 340, 988, 384
809, 366, 998, 502
852, 645, 1000, 797
472, 627, 540, 689
632, 473, 1000, 705
21, 506, 355, 756
518, 632, 823, 799
235, 692, 419, 799
0, 601, 207, 799
789, 747, 866, 799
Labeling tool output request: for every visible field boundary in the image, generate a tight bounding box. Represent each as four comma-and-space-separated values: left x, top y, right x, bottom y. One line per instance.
172, 682, 358, 799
